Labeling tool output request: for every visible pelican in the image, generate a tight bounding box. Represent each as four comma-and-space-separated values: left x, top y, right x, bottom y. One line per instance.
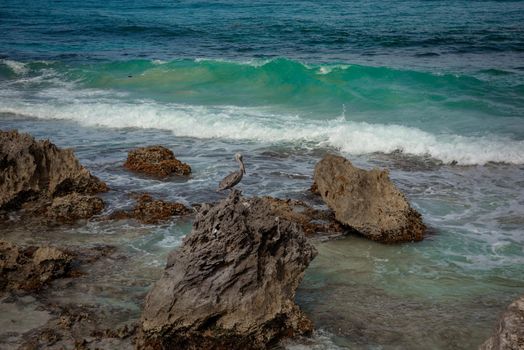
217, 153, 246, 192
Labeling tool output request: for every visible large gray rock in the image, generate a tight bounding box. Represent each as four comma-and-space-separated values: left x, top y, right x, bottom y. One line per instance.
137, 190, 317, 350
313, 154, 425, 243
0, 130, 107, 216
480, 295, 524, 350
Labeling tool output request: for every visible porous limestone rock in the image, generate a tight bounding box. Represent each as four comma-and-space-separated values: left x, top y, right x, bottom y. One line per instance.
262, 196, 344, 237
108, 193, 191, 224
45, 193, 105, 223
137, 190, 316, 349
313, 154, 425, 243
0, 130, 107, 212
124, 145, 191, 177
0, 241, 73, 292
131, 193, 191, 224
480, 294, 524, 350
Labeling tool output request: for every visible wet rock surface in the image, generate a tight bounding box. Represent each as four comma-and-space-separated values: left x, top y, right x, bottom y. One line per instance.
0, 130, 108, 212
124, 145, 191, 177
0, 130, 108, 226
313, 154, 426, 243
0, 240, 73, 292
0, 241, 116, 294
0, 243, 132, 349
480, 294, 524, 350
131, 194, 191, 224
109, 193, 192, 224
137, 190, 317, 350
44, 193, 105, 223
8, 301, 137, 350
263, 196, 345, 238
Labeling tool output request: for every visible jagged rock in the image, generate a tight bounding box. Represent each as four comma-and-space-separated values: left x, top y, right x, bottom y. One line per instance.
45, 193, 105, 223
0, 241, 73, 292
480, 295, 524, 350
137, 190, 317, 350
263, 196, 344, 237
124, 146, 191, 177
131, 194, 191, 224
313, 154, 425, 243
0, 130, 108, 212
108, 193, 191, 224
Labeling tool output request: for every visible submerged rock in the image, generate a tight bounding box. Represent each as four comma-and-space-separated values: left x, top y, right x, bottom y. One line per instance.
313, 154, 425, 243
0, 130, 108, 212
124, 145, 191, 177
137, 190, 316, 350
480, 294, 524, 350
0, 241, 73, 292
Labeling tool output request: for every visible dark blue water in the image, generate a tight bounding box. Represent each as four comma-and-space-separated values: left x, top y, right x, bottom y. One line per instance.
2, 0, 524, 70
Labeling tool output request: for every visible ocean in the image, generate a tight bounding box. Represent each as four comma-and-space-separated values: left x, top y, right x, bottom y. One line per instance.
1, 0, 523, 349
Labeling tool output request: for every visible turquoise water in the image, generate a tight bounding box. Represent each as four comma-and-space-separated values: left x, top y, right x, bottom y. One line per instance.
1, 58, 523, 164
1, 0, 523, 349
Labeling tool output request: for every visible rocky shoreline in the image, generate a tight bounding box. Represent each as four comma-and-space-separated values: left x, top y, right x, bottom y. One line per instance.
1, 129, 521, 349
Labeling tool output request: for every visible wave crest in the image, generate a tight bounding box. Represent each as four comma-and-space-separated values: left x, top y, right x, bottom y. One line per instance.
1, 99, 522, 165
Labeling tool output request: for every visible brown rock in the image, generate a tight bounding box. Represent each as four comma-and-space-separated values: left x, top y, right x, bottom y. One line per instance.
480, 295, 524, 350
0, 240, 73, 292
45, 193, 105, 223
132, 194, 191, 224
313, 154, 425, 243
108, 193, 191, 224
263, 196, 344, 237
124, 146, 191, 177
0, 130, 108, 212
137, 190, 316, 350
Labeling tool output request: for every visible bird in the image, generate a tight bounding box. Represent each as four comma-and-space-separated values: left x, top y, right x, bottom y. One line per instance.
217, 153, 246, 192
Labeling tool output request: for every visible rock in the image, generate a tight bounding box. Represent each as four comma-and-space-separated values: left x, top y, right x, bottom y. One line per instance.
45, 193, 105, 223
312, 154, 425, 243
137, 190, 317, 350
108, 193, 191, 224
262, 196, 344, 237
0, 240, 73, 292
0, 130, 108, 212
480, 295, 524, 350
124, 146, 191, 177
131, 194, 191, 224
16, 303, 135, 350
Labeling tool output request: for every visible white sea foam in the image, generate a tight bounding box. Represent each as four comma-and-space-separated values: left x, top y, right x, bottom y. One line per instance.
1, 59, 29, 75
194, 57, 272, 67
283, 330, 346, 350
1, 96, 523, 165
317, 64, 350, 75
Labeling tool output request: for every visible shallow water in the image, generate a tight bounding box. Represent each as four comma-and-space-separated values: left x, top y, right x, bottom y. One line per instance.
1, 116, 523, 349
